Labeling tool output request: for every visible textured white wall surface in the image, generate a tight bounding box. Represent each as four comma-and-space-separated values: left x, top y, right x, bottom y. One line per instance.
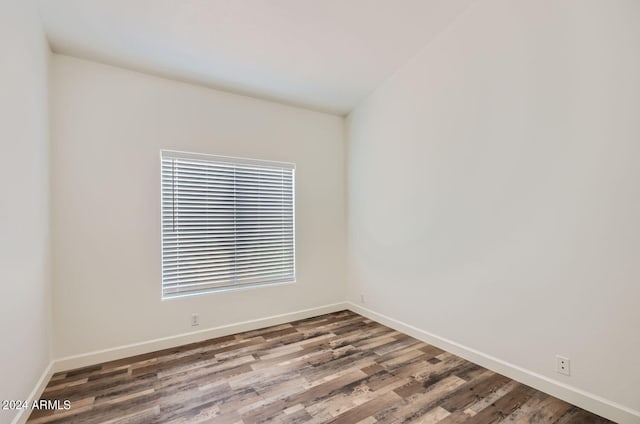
347, 0, 640, 416
0, 1, 52, 423
50, 55, 346, 358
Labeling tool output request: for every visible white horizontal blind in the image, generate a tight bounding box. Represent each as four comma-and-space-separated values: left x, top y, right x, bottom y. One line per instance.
161, 151, 295, 298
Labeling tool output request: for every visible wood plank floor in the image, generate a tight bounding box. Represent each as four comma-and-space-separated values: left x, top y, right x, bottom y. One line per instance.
27, 311, 613, 423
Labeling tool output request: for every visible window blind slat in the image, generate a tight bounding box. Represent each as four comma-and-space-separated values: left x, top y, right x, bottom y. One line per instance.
163, 269, 295, 287
162, 275, 294, 295
161, 151, 295, 298
163, 254, 293, 270
164, 262, 295, 280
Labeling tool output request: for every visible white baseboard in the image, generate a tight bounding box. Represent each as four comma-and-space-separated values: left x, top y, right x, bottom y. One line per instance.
11, 360, 55, 424
53, 302, 348, 373
346, 302, 640, 424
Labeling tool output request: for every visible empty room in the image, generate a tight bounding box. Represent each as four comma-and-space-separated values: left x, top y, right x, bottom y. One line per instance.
1, 0, 639, 423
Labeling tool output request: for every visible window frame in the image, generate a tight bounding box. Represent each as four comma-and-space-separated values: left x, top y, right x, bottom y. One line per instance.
160, 150, 296, 299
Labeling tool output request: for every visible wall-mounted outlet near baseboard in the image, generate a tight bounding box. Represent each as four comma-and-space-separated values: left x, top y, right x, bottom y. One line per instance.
556, 355, 570, 376
360, 293, 366, 303
191, 313, 199, 327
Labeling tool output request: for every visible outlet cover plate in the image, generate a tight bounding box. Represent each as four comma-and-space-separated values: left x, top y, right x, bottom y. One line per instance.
556, 355, 570, 376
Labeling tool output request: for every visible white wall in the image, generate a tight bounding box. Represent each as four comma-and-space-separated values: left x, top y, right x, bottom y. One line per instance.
347, 0, 640, 420
51, 55, 346, 358
0, 1, 52, 423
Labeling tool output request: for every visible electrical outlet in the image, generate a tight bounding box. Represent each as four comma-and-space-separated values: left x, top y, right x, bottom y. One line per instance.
556, 355, 570, 376
360, 293, 366, 303
191, 313, 199, 327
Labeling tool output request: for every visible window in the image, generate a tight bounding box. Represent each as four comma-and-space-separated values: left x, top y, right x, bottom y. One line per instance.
161, 150, 295, 298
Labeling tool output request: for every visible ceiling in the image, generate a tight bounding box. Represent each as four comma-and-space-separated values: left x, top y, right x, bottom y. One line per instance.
38, 0, 474, 115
